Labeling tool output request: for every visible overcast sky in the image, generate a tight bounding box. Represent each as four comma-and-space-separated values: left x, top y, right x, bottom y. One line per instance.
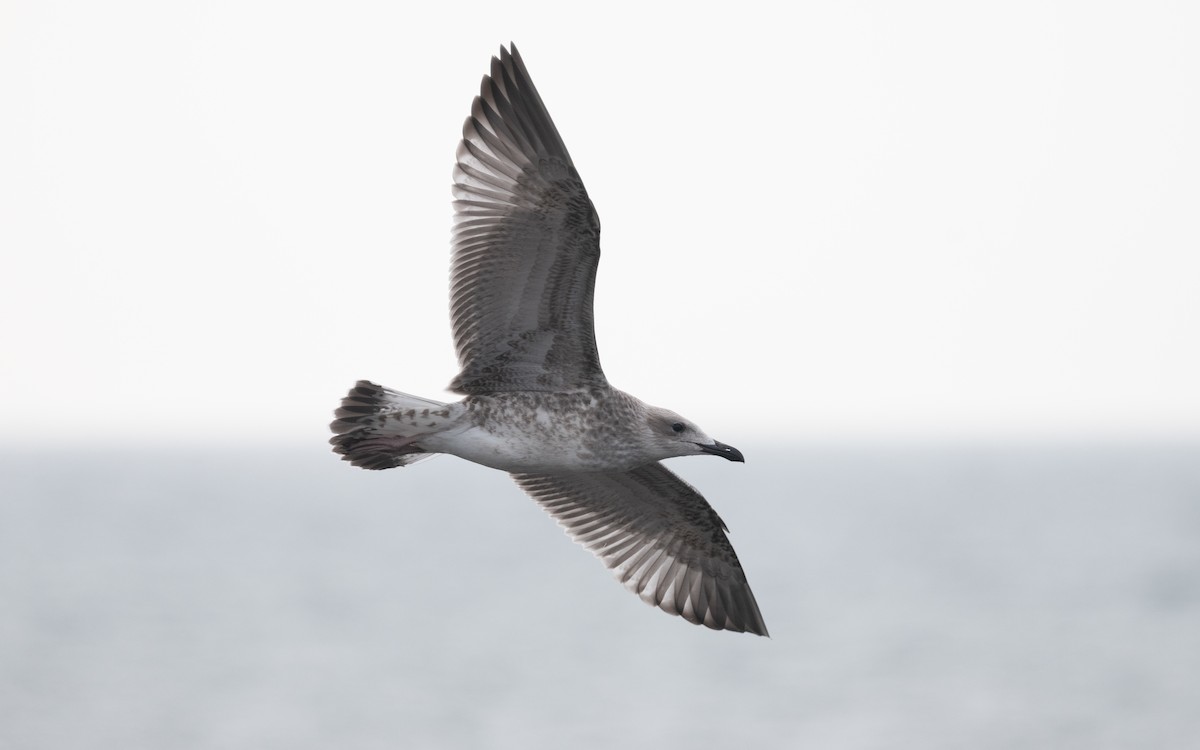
2, 1, 1198, 446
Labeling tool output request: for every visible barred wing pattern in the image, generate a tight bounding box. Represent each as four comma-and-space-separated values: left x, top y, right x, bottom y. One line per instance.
450, 45, 605, 395
512, 464, 768, 635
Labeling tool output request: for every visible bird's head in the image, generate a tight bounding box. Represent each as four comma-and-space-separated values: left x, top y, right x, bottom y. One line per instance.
643, 407, 745, 463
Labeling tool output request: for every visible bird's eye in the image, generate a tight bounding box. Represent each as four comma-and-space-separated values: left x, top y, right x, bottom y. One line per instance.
671, 422, 685, 433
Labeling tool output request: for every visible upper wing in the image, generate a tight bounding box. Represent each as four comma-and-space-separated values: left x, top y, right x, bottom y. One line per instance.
511, 463, 768, 635
449, 45, 606, 395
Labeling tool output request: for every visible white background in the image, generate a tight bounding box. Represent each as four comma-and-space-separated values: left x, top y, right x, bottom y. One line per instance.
2, 0, 1198, 445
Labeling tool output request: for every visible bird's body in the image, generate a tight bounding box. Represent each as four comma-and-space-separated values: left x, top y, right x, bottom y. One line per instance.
338, 385, 740, 474
331, 45, 767, 635
448, 389, 664, 473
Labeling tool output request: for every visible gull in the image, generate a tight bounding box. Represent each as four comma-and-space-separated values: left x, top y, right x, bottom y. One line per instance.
331, 44, 767, 635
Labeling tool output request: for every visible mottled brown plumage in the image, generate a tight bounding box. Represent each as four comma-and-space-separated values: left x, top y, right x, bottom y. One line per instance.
331, 45, 766, 635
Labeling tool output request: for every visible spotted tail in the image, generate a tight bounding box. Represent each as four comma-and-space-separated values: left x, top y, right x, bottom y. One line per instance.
329, 380, 454, 470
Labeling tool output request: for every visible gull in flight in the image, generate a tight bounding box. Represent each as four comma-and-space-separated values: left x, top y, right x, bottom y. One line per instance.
331, 45, 767, 635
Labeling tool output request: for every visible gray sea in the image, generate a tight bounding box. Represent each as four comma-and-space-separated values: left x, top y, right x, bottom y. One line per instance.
2, 442, 1199, 749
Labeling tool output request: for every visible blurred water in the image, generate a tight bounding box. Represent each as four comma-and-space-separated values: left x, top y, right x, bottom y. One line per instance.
2, 442, 1199, 749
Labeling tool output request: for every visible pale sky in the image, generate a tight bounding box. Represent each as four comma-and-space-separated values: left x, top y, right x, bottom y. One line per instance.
2, 1, 1198, 445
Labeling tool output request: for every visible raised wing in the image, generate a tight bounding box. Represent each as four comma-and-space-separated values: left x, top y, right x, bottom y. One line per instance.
449, 45, 606, 395
512, 463, 769, 635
